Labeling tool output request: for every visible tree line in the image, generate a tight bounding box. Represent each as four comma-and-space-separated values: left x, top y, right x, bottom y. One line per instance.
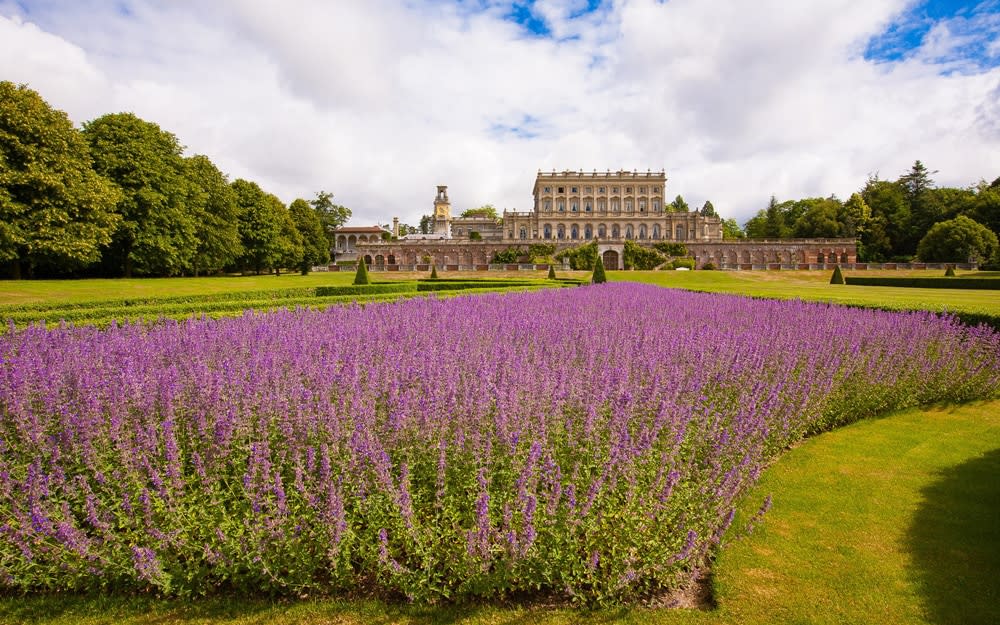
1, 82, 352, 279
737, 161, 1000, 264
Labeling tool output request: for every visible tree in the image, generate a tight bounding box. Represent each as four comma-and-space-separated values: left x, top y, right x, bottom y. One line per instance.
721, 218, 745, 240
232, 179, 295, 274
916, 215, 998, 264
592, 253, 607, 283
310, 190, 351, 250
792, 198, 842, 238
183, 155, 241, 276
699, 200, 717, 217
547, 265, 556, 279
83, 112, 196, 277
898, 160, 936, 202
669, 195, 689, 212
839, 193, 871, 238
419, 214, 433, 234
353, 256, 370, 285
0, 81, 121, 278
830, 265, 845, 284
861, 177, 910, 259
289, 198, 329, 274
460, 204, 499, 220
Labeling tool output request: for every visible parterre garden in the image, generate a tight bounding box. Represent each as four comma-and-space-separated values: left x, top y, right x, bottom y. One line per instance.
0, 271, 998, 622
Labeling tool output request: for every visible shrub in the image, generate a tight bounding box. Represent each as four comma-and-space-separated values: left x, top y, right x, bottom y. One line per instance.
670, 258, 695, 270
653, 242, 688, 257
469, 231, 482, 241
491, 247, 523, 264
830, 265, 845, 284
430, 264, 439, 279
623, 241, 666, 270
555, 241, 598, 270
702, 262, 717, 271
353, 257, 370, 285
592, 254, 607, 283
844, 276, 1000, 290
547, 265, 556, 279
945, 265, 956, 277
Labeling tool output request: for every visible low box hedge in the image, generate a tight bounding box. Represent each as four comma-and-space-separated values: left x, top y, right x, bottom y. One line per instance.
315, 283, 417, 296
844, 277, 1000, 290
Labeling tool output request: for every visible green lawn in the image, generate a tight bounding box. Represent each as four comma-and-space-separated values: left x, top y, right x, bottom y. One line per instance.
6, 400, 997, 625
610, 270, 1000, 317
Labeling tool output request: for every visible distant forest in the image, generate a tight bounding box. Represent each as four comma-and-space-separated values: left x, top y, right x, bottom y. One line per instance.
3, 81, 998, 279
1, 81, 351, 280
730, 161, 1000, 264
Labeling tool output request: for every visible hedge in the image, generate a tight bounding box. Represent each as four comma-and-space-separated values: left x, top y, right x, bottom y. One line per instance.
315, 283, 417, 296
844, 277, 1000, 290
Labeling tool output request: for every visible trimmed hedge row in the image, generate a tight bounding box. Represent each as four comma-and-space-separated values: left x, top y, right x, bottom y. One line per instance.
315, 283, 417, 296
845, 276, 1000, 290
0, 287, 320, 314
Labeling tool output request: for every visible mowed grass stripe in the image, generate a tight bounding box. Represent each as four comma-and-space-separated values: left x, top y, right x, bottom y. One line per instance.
6, 401, 996, 624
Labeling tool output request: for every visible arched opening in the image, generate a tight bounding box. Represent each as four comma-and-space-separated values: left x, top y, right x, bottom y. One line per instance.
675, 225, 685, 240
598, 224, 607, 238
840, 252, 848, 263
337, 235, 347, 250
611, 224, 620, 239
638, 224, 647, 240
625, 224, 634, 239
364, 255, 373, 266
348, 235, 357, 248
571, 224, 579, 240
584, 224, 593, 240
544, 224, 552, 239
652, 224, 660, 239
557, 224, 565, 240
602, 250, 619, 270
817, 252, 825, 264
374, 254, 385, 266
387, 254, 396, 264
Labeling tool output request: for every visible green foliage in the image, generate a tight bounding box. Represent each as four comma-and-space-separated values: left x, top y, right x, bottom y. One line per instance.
702, 262, 717, 270
430, 264, 438, 279
917, 215, 999, 264
527, 243, 556, 260
231, 179, 296, 274
310, 190, 351, 250
554, 241, 598, 270
623, 240, 665, 270
591, 253, 607, 283
844, 276, 1000, 290
316, 283, 416, 296
0, 81, 121, 278
468, 231, 482, 241
945, 265, 956, 277
419, 215, 433, 235
670, 258, 696, 270
289, 198, 330, 274
547, 265, 556, 279
653, 242, 688, 257
669, 194, 689, 212
83, 112, 195, 277
830, 265, 845, 284
721, 218, 745, 240
459, 204, 499, 220
700, 200, 717, 217
183, 155, 241, 276
490, 247, 522, 264
353, 256, 370, 285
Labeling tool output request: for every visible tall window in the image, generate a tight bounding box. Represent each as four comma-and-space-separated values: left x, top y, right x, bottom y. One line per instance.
519, 227, 527, 240
598, 198, 606, 212
571, 224, 579, 240
639, 199, 646, 212
638, 224, 647, 239
585, 201, 592, 212
612, 224, 620, 238
558, 201, 565, 212
611, 198, 620, 212
557, 224, 565, 239
625, 199, 633, 212
598, 224, 606, 238
544, 199, 551, 211
652, 199, 660, 212
625, 224, 633, 239
652, 224, 660, 239
571, 201, 578, 212
544, 224, 552, 239
585, 225, 593, 239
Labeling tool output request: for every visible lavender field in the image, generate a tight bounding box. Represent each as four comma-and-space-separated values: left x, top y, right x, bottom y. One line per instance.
1, 284, 997, 605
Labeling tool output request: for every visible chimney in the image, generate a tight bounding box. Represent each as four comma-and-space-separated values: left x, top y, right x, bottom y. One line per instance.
392, 217, 399, 238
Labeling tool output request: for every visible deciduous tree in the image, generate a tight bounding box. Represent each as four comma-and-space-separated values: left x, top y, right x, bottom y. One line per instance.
83, 112, 195, 277
0, 82, 120, 278
183, 155, 241, 276
310, 190, 351, 249
916, 215, 998, 264
289, 198, 329, 274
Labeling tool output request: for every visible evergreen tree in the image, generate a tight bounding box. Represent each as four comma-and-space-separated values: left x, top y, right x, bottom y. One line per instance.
830, 265, 845, 284
430, 264, 439, 279
592, 253, 607, 284
669, 195, 690, 212
547, 264, 556, 279
354, 256, 370, 285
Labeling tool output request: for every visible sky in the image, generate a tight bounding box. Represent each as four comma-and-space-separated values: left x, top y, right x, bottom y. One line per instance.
2, 0, 999, 228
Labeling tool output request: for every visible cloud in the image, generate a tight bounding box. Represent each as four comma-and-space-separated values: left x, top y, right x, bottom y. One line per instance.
2, 0, 999, 227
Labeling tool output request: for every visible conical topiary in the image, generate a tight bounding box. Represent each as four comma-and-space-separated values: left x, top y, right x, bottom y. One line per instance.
830, 265, 844, 284
945, 265, 956, 277
547, 265, 556, 279
430, 264, 439, 280
592, 254, 607, 284
353, 257, 370, 285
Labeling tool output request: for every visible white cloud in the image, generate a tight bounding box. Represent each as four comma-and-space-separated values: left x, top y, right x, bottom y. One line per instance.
2, 0, 999, 226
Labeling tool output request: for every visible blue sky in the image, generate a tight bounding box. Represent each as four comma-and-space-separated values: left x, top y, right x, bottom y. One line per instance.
2, 0, 999, 225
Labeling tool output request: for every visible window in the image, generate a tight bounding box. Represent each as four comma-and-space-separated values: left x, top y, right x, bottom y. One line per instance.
585, 186, 592, 193
519, 227, 527, 240
598, 224, 606, 238
652, 199, 660, 212
638, 224, 647, 239
571, 201, 578, 212
598, 186, 605, 193
625, 199, 633, 212
639, 199, 646, 212
558, 186, 564, 193
612, 186, 619, 193
612, 224, 620, 238
571, 186, 578, 193
625, 186, 632, 193
585, 201, 592, 212
611, 198, 620, 212
598, 198, 606, 212
558, 201, 565, 212
652, 224, 661, 239
544, 186, 551, 193
652, 186, 660, 194
639, 186, 646, 193
544, 199, 551, 211
571, 224, 579, 240
557, 224, 565, 239
625, 225, 633, 239
585, 225, 593, 239
544, 224, 552, 239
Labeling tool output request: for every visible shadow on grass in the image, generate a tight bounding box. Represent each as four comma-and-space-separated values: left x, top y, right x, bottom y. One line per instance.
905, 447, 1000, 625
